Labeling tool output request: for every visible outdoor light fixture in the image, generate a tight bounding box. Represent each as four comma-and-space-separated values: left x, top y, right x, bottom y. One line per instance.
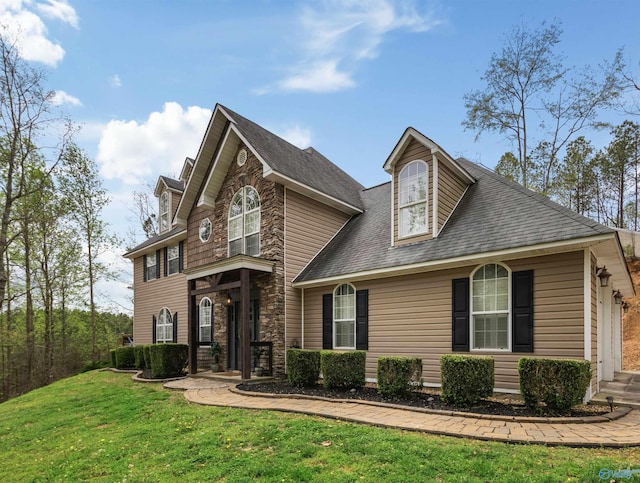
623, 302, 630, 314
226, 293, 232, 306
596, 266, 611, 287
606, 395, 614, 412
613, 290, 623, 305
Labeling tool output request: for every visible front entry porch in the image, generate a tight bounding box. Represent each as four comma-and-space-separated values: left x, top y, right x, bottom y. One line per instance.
185, 255, 275, 381
593, 371, 640, 408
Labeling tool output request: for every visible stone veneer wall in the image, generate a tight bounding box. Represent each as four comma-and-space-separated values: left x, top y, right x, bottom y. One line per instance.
186, 144, 286, 375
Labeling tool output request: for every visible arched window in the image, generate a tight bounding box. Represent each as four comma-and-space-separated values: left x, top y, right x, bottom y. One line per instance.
156, 307, 173, 343
398, 161, 428, 237
228, 186, 260, 257
159, 192, 169, 232
471, 263, 510, 350
334, 283, 356, 349
199, 298, 212, 343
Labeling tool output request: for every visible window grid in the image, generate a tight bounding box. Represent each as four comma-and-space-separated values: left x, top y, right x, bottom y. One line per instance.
228, 186, 260, 257
157, 308, 172, 343
398, 161, 428, 237
199, 298, 212, 343
334, 284, 355, 349
167, 245, 180, 275
159, 192, 169, 232
145, 252, 157, 281
471, 263, 510, 351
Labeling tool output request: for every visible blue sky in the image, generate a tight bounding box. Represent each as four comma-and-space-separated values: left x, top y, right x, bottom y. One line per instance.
4, 0, 639, 311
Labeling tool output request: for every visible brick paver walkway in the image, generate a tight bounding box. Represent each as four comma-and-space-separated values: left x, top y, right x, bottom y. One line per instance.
164, 378, 640, 448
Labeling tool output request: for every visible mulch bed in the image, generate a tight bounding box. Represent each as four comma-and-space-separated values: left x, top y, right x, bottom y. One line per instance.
237, 381, 610, 418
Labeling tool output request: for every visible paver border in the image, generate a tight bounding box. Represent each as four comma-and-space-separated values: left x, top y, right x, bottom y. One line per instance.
230, 386, 632, 424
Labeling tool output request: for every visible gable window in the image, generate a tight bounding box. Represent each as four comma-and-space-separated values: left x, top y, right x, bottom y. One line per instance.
334, 284, 356, 349
156, 308, 173, 343
199, 298, 212, 343
159, 192, 169, 232
398, 161, 428, 237
145, 252, 157, 281
228, 186, 260, 257
199, 218, 212, 242
471, 263, 510, 350
167, 244, 180, 275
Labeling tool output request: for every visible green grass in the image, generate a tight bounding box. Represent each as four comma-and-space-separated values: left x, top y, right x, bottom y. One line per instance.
0, 371, 638, 482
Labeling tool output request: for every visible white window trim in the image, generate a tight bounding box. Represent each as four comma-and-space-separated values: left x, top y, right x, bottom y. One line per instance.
333, 283, 356, 350
167, 244, 180, 275
157, 307, 173, 343
199, 297, 212, 343
470, 263, 512, 352
199, 218, 212, 243
398, 160, 429, 239
228, 186, 261, 257
159, 192, 169, 232
146, 252, 157, 281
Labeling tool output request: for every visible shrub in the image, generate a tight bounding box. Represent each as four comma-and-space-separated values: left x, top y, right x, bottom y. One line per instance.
518, 357, 592, 412
377, 356, 423, 396
148, 344, 188, 379
287, 349, 320, 387
440, 354, 494, 406
110, 349, 116, 368
321, 350, 366, 389
134, 345, 147, 369
114, 347, 136, 369
143, 345, 152, 369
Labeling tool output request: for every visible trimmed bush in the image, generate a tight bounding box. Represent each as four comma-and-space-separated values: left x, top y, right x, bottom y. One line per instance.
287, 349, 320, 387
114, 346, 136, 369
440, 354, 494, 406
518, 357, 592, 412
321, 350, 366, 389
148, 344, 188, 379
143, 345, 152, 369
134, 345, 146, 369
377, 356, 423, 396
110, 349, 116, 368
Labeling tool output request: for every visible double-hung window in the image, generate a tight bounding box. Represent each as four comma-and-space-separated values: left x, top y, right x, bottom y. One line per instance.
167, 244, 180, 275
472, 263, 510, 350
159, 192, 169, 232
145, 252, 157, 281
334, 284, 356, 349
199, 298, 212, 343
228, 186, 260, 257
156, 308, 173, 343
398, 161, 428, 237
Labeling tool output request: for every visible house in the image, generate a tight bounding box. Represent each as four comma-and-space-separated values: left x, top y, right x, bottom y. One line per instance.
123, 104, 633, 400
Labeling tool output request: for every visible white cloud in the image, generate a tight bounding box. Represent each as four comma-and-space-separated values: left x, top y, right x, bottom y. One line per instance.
0, 0, 78, 66
109, 74, 121, 88
97, 102, 212, 185
35, 0, 79, 29
271, 124, 312, 148
51, 89, 81, 106
264, 0, 444, 94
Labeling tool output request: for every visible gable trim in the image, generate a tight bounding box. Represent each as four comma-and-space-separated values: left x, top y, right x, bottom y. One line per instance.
293, 233, 614, 288
124, 229, 187, 259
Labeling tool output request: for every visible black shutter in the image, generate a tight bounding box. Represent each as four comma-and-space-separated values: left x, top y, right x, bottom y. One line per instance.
322, 294, 333, 349
172, 312, 178, 343
143, 255, 148, 282
163, 247, 168, 277
512, 270, 534, 352
452, 278, 470, 351
355, 290, 368, 350
152, 315, 157, 343
178, 241, 184, 272
155, 250, 161, 279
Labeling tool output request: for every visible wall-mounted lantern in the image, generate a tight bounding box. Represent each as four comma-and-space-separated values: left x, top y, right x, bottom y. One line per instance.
596, 266, 611, 287
613, 290, 623, 305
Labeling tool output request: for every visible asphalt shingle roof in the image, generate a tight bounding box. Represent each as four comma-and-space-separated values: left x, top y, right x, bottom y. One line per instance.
160, 176, 184, 192
124, 227, 185, 257
295, 159, 614, 282
222, 105, 364, 211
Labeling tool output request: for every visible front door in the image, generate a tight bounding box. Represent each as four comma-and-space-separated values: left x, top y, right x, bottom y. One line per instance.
227, 298, 259, 371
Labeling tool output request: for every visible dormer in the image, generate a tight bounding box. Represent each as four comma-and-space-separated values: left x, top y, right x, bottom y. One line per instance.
383, 128, 475, 246
154, 175, 185, 234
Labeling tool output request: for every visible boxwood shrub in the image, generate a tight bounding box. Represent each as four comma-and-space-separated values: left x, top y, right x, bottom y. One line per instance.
440, 354, 494, 406
143, 345, 152, 369
134, 345, 147, 369
321, 350, 366, 389
114, 346, 136, 369
110, 349, 116, 368
148, 343, 188, 379
287, 349, 320, 387
518, 357, 592, 412
377, 356, 422, 396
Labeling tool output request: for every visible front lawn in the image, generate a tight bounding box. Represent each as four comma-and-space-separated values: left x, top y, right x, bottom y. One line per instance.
0, 371, 637, 482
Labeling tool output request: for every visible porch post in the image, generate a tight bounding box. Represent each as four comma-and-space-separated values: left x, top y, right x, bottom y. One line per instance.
240, 268, 251, 380
188, 279, 198, 374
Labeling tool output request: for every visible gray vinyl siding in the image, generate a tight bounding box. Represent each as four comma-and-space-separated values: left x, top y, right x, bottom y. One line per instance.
302, 251, 585, 392
284, 188, 351, 348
